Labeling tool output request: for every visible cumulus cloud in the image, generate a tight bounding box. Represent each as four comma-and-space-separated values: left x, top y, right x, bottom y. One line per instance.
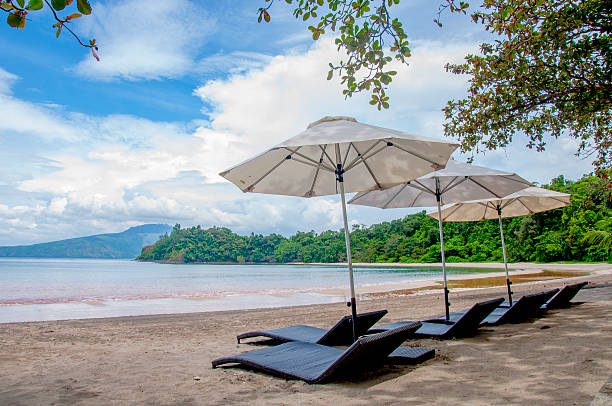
192, 39, 476, 182
74, 0, 216, 80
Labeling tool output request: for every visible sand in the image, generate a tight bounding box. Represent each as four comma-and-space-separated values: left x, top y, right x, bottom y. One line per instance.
0, 264, 610, 405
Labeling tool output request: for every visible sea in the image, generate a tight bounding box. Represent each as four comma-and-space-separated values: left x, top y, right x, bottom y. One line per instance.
0, 258, 494, 323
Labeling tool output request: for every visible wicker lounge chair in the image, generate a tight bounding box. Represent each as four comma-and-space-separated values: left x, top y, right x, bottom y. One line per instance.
237, 310, 387, 345
213, 322, 424, 383
368, 297, 504, 339
470, 289, 559, 326
542, 282, 588, 310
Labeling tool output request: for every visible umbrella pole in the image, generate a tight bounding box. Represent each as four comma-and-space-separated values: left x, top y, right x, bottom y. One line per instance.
335, 158, 358, 343
497, 207, 513, 304
435, 180, 450, 322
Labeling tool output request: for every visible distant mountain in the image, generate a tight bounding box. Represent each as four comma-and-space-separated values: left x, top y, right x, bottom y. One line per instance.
0, 224, 172, 259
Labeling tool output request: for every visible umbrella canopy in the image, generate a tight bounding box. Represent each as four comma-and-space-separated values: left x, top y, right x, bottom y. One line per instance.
348, 160, 532, 208
433, 186, 571, 222
348, 160, 532, 320
220, 116, 459, 197
220, 116, 458, 341
429, 187, 571, 304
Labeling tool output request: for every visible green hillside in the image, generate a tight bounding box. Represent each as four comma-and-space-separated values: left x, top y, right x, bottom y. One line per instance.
0, 224, 172, 259
138, 171, 611, 264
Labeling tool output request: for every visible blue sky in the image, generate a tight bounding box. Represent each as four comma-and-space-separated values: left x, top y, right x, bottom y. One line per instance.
0, 0, 595, 245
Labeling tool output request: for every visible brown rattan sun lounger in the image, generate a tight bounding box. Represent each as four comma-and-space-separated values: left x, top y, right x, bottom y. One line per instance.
236, 309, 387, 345
213, 322, 423, 383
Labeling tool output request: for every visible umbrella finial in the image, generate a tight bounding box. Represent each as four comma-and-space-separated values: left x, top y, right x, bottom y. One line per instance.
307, 116, 358, 129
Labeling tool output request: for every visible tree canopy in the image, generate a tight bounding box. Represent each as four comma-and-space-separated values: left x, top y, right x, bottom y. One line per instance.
442, 0, 611, 166
138, 169, 611, 264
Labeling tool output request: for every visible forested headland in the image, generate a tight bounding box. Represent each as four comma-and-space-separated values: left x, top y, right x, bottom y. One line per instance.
138, 170, 611, 264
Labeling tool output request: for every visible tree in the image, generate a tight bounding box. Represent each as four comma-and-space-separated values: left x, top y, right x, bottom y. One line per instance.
441, 0, 611, 167
1, 0, 98, 59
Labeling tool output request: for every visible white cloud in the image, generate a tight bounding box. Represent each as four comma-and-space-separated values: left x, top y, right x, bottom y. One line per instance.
74, 0, 216, 80
197, 51, 274, 76
0, 68, 17, 94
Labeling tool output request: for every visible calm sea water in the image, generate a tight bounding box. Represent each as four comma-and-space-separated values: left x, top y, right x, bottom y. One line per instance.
0, 258, 493, 323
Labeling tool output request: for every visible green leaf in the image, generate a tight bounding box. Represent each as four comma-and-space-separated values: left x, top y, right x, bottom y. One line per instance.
25, 0, 43, 10
51, 0, 66, 11
7, 12, 25, 28
16, 0, 24, 7
77, 0, 91, 15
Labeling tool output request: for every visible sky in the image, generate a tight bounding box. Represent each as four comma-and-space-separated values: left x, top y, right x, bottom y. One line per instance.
0, 0, 595, 245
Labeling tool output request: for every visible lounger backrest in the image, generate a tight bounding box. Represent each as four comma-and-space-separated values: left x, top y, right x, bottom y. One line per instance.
317, 322, 422, 383
449, 297, 504, 337
318, 309, 388, 346
545, 282, 588, 309
500, 288, 560, 323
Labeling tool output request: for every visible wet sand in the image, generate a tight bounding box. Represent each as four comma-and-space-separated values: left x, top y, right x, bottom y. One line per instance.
0, 264, 610, 405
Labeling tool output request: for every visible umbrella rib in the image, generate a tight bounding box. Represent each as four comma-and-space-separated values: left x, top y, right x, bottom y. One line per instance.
318, 145, 336, 168
342, 143, 353, 167
516, 198, 534, 214
480, 201, 494, 219
498, 174, 532, 187
283, 147, 335, 172
550, 196, 570, 205
412, 179, 436, 195
441, 176, 469, 194
389, 142, 445, 168
245, 146, 303, 192
382, 182, 411, 209
409, 189, 425, 207
444, 202, 463, 220
306, 149, 327, 197
469, 177, 506, 198
350, 143, 382, 189
291, 156, 333, 171
500, 198, 515, 210
344, 140, 385, 171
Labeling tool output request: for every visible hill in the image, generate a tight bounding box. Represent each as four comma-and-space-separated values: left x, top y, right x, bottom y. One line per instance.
138, 170, 611, 264
0, 224, 172, 259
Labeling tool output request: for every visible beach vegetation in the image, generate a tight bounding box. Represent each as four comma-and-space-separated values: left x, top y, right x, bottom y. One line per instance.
138, 169, 611, 264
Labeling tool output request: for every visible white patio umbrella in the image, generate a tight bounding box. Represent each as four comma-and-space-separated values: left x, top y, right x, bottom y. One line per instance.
430, 186, 571, 304
220, 116, 458, 341
348, 160, 532, 320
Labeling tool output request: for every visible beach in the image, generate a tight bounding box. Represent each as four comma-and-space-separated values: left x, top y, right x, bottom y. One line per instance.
0, 264, 610, 405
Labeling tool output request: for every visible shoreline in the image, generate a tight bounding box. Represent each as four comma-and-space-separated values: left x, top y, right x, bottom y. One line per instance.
2, 262, 607, 325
